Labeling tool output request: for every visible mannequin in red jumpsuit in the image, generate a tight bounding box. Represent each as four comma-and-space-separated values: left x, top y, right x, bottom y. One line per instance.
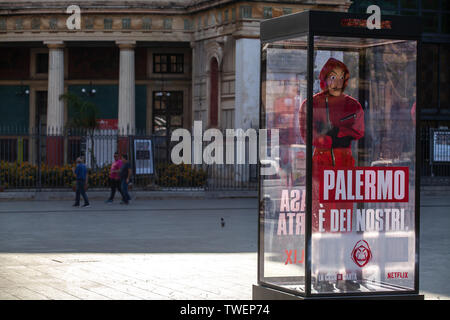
299, 58, 364, 292
300, 57, 364, 232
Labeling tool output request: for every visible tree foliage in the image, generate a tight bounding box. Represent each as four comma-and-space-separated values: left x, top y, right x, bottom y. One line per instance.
59, 92, 99, 130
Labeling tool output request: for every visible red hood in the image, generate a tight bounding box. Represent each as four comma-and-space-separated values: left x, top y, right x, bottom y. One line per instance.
319, 58, 350, 92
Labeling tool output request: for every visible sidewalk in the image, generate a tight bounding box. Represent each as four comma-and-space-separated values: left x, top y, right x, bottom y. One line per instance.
0, 198, 258, 300
0, 195, 449, 300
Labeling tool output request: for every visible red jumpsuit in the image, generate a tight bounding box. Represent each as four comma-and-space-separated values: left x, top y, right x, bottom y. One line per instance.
299, 58, 364, 232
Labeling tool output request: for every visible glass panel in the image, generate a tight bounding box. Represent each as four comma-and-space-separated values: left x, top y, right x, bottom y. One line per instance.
260, 35, 308, 294
440, 44, 450, 109
153, 115, 167, 136
161, 98, 167, 110
310, 36, 417, 295
154, 98, 161, 110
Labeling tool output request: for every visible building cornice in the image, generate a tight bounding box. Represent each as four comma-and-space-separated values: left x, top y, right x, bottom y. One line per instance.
0, 1, 351, 15
0, 1, 351, 42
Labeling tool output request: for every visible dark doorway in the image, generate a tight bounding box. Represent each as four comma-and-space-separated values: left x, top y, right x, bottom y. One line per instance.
152, 90, 183, 161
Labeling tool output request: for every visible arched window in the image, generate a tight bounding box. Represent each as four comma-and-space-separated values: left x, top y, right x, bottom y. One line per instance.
209, 58, 219, 127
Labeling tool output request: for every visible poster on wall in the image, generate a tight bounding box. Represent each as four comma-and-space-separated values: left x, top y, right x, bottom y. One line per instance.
134, 139, 154, 175
432, 129, 450, 163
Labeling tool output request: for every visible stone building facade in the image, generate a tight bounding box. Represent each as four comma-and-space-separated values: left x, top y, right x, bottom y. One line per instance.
0, 0, 351, 163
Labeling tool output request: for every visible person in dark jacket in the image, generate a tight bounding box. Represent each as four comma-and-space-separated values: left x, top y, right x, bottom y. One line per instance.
105, 152, 123, 203
72, 157, 90, 207
119, 154, 132, 205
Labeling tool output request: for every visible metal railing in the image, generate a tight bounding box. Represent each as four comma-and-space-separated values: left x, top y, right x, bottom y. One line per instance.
0, 126, 258, 191
420, 126, 450, 185
3, 125, 447, 191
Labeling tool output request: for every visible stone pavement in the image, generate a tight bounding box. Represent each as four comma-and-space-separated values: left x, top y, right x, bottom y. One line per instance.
0, 194, 449, 300
0, 198, 258, 300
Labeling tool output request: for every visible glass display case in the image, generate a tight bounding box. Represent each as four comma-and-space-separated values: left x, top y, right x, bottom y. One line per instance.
255, 11, 423, 299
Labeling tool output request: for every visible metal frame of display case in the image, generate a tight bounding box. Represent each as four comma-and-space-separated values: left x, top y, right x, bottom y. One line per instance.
256, 10, 423, 300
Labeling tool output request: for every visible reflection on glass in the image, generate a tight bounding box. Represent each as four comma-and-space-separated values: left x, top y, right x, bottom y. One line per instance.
153, 115, 167, 136
260, 36, 307, 293
260, 35, 417, 296
310, 37, 417, 294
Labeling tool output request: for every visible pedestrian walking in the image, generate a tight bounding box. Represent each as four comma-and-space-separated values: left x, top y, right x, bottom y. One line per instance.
119, 154, 132, 205
72, 157, 90, 208
105, 152, 123, 203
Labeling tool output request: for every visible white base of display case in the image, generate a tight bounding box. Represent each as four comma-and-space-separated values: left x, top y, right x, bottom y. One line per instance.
252, 284, 424, 300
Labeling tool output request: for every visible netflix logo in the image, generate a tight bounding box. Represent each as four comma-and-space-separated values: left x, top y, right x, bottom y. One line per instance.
387, 272, 409, 279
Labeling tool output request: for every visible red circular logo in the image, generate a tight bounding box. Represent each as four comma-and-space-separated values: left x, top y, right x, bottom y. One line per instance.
351, 240, 372, 267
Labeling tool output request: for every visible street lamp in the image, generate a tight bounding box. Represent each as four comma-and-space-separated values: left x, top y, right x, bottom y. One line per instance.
81, 82, 96, 96
16, 81, 30, 96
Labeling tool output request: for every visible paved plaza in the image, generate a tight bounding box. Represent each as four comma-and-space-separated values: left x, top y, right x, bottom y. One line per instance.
0, 194, 449, 300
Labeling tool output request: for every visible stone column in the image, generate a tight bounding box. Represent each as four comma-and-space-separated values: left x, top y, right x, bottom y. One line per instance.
117, 41, 136, 135
235, 38, 260, 130
46, 41, 65, 133
45, 41, 65, 166
116, 41, 136, 155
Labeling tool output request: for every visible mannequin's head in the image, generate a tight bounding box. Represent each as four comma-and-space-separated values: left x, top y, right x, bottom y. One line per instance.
319, 58, 350, 96
325, 66, 346, 97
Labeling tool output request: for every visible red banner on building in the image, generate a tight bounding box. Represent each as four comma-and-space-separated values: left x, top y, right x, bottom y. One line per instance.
97, 119, 118, 130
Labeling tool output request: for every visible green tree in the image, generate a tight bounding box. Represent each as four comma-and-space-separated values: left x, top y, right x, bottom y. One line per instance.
59, 92, 99, 169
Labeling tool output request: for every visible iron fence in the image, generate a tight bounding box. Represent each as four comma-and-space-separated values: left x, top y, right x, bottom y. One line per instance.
2, 125, 448, 191
420, 126, 450, 185
0, 126, 258, 191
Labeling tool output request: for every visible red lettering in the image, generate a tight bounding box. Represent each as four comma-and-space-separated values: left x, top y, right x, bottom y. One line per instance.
297, 249, 304, 263
387, 272, 408, 279
284, 250, 304, 264
285, 250, 293, 265
341, 18, 392, 29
